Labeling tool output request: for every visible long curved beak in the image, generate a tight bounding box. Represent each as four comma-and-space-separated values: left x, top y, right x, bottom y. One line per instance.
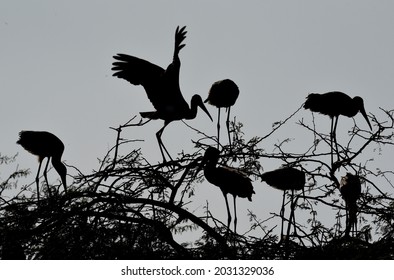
360, 106, 372, 130
199, 102, 213, 122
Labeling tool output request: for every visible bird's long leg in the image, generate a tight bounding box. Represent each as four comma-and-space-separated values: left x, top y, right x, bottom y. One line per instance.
226, 107, 232, 150
291, 191, 298, 237
286, 190, 295, 239
233, 195, 237, 234
43, 157, 53, 197
348, 201, 358, 237
333, 116, 340, 162
35, 160, 43, 202
344, 201, 350, 237
284, 190, 296, 258
353, 202, 358, 237
222, 192, 232, 232
280, 191, 286, 240
156, 123, 173, 162
216, 108, 221, 149
353, 209, 358, 237
43, 157, 50, 187
330, 118, 335, 166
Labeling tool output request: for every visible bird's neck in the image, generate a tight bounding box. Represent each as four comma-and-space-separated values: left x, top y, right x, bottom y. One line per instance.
51, 156, 67, 188
203, 164, 217, 183
185, 101, 198, 120
204, 160, 218, 171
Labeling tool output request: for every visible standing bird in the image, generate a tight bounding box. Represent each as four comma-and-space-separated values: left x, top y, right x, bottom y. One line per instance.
339, 173, 362, 237
112, 26, 213, 162
17, 131, 67, 202
198, 146, 255, 233
204, 79, 239, 148
261, 167, 305, 239
303, 91, 372, 165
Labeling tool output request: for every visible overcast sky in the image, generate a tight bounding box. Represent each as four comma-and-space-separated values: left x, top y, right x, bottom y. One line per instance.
1, 0, 394, 240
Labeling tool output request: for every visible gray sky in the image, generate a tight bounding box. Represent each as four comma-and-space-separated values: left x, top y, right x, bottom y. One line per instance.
1, 0, 394, 241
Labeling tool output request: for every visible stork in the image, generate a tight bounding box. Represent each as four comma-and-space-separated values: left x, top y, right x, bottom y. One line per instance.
304, 91, 372, 165
261, 167, 305, 239
17, 130, 67, 202
339, 173, 362, 237
204, 79, 239, 148
112, 26, 213, 162
198, 146, 255, 233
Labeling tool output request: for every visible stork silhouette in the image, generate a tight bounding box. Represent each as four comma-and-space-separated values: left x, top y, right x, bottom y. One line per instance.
17, 131, 67, 202
304, 91, 372, 165
112, 26, 213, 162
204, 79, 239, 148
198, 146, 255, 233
261, 167, 305, 240
339, 173, 362, 237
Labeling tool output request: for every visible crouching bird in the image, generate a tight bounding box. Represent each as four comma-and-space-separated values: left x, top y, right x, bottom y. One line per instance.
339, 173, 362, 237
198, 146, 255, 233
17, 130, 67, 202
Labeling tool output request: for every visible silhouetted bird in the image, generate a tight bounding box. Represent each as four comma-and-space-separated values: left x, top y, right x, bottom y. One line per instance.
112, 26, 213, 162
198, 146, 255, 233
304, 91, 372, 164
339, 173, 362, 237
261, 167, 305, 239
17, 131, 67, 201
205, 79, 239, 148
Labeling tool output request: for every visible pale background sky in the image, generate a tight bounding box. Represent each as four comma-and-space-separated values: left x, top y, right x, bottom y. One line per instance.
1, 0, 394, 242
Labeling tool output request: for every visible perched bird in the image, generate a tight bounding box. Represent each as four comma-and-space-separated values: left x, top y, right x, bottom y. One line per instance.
304, 91, 372, 164
204, 79, 239, 148
17, 131, 67, 202
112, 26, 213, 162
261, 167, 305, 239
198, 146, 255, 233
339, 173, 362, 237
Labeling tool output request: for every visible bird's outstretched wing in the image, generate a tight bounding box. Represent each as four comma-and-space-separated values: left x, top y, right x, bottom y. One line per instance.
112, 54, 168, 109
112, 26, 189, 113
158, 25, 188, 111
173, 26, 187, 61
112, 54, 164, 86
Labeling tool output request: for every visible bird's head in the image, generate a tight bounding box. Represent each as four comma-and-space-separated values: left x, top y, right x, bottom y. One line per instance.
353, 96, 372, 130
191, 95, 213, 121
52, 158, 67, 192
247, 189, 256, 202
204, 146, 220, 162
196, 146, 220, 175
